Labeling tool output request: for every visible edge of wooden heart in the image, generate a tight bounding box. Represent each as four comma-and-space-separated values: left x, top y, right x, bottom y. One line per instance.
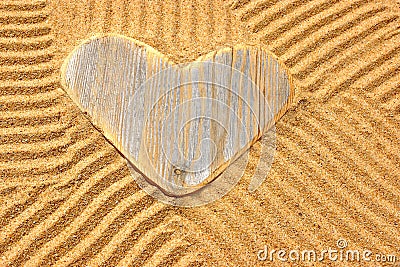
60, 33, 296, 197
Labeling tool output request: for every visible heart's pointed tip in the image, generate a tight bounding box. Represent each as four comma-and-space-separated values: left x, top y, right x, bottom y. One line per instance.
248, 183, 259, 193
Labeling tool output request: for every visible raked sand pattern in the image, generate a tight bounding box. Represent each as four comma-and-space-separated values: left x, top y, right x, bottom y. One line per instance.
0, 0, 399, 266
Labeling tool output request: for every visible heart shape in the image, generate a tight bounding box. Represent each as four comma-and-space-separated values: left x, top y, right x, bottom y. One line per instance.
61, 34, 293, 197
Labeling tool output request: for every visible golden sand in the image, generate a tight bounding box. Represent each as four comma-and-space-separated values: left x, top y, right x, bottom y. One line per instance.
0, 0, 399, 266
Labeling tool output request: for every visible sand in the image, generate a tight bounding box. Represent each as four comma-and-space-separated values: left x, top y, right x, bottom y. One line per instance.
0, 0, 399, 266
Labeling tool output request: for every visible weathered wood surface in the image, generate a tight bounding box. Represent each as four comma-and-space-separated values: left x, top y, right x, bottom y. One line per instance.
62, 34, 293, 196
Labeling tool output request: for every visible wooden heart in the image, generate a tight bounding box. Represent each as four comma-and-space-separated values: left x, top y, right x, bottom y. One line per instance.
61, 34, 293, 196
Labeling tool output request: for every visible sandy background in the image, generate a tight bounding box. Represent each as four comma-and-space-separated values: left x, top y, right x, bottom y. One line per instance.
0, 0, 399, 266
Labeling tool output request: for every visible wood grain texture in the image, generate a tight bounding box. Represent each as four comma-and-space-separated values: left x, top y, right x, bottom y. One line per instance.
62, 35, 293, 196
